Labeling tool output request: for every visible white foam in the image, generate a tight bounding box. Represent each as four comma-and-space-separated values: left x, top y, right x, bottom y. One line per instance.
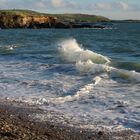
7, 45, 17, 51
45, 76, 101, 104
109, 68, 140, 82
76, 60, 110, 74
58, 38, 140, 83
76, 60, 140, 82
93, 76, 102, 85
59, 38, 110, 64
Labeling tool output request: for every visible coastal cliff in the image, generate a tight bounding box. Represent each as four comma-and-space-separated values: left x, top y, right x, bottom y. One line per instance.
0, 10, 110, 29
0, 10, 56, 29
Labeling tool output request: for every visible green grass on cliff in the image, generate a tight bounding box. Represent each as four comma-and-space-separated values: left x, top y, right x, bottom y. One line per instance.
0, 9, 46, 16
0, 9, 110, 22
48, 14, 110, 22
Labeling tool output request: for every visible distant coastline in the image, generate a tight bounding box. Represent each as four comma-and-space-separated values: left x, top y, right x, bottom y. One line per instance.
111, 20, 140, 23
0, 9, 140, 29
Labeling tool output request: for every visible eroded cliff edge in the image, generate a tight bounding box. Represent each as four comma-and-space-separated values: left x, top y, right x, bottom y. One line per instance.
0, 10, 110, 29
0, 10, 57, 29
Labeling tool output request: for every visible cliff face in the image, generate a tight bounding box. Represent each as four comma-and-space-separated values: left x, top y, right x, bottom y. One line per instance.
0, 10, 110, 29
0, 11, 56, 29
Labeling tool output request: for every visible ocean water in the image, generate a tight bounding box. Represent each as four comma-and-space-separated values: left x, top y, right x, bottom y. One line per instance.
0, 23, 140, 132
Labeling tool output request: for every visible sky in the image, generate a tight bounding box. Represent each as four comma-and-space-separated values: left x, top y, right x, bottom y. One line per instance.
0, 0, 140, 20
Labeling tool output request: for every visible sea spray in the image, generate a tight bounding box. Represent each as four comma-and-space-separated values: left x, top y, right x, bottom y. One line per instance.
76, 60, 140, 82
76, 60, 110, 74
59, 38, 140, 82
59, 38, 110, 64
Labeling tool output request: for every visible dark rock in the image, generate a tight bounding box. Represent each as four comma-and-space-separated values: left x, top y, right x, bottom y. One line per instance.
72, 23, 99, 28
98, 131, 103, 135
81, 24, 93, 28
0, 132, 17, 138
54, 22, 71, 29
72, 24, 83, 28
93, 25, 105, 29
28, 22, 51, 29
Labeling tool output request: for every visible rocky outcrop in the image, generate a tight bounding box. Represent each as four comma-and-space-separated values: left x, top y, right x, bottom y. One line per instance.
0, 11, 56, 29
92, 25, 105, 29
0, 10, 107, 29
70, 23, 105, 29
54, 22, 72, 28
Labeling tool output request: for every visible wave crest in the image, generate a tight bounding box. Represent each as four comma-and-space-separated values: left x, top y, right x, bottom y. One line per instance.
58, 38, 140, 82
59, 38, 110, 64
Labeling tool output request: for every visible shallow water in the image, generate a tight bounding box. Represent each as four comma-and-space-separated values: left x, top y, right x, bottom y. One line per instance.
0, 23, 140, 132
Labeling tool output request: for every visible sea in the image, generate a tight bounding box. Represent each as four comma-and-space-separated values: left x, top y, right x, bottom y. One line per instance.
0, 23, 140, 132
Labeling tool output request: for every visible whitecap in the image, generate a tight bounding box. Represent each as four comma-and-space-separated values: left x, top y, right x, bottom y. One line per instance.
59, 38, 110, 64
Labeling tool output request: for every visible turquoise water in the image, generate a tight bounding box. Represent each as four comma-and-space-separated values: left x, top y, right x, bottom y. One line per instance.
0, 23, 140, 132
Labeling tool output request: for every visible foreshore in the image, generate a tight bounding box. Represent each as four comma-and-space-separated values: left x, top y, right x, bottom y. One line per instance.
0, 100, 140, 140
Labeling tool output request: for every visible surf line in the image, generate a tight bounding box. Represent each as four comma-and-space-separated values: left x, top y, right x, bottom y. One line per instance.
46, 76, 102, 104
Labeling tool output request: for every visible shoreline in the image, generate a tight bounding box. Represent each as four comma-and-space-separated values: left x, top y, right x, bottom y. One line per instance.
0, 100, 140, 140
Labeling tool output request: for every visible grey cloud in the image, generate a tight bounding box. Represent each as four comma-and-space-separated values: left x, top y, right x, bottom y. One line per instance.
88, 1, 140, 12
0, 0, 79, 10
0, 0, 139, 14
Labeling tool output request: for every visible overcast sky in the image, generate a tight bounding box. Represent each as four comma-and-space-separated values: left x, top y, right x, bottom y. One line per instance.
0, 0, 140, 20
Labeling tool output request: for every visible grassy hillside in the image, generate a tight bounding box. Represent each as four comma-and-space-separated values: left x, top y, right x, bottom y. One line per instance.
47, 13, 110, 22
0, 9, 46, 16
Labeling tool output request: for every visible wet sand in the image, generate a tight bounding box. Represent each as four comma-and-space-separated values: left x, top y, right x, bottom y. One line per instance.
0, 100, 140, 140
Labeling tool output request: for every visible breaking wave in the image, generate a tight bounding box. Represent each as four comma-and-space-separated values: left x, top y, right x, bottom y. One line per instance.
59, 38, 140, 82
76, 60, 140, 82
59, 38, 110, 64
